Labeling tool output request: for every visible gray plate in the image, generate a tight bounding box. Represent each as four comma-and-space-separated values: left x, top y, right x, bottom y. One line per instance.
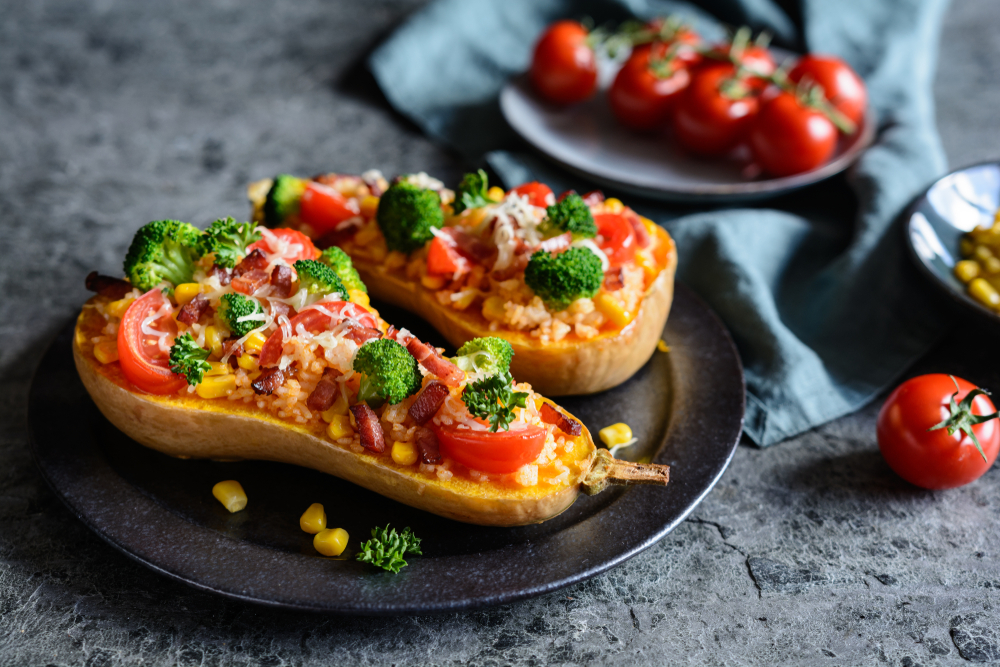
905, 161, 1000, 320
28, 284, 744, 615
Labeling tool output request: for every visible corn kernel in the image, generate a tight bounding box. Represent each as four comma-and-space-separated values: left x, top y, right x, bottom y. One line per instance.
212, 480, 247, 513
237, 353, 259, 372
634, 251, 660, 286
969, 278, 1000, 308
348, 289, 370, 307
196, 374, 237, 399
384, 251, 408, 271
360, 195, 380, 219
960, 238, 976, 257
604, 198, 624, 213
243, 331, 267, 355
482, 295, 507, 322
955, 259, 980, 283
986, 257, 1000, 275
975, 245, 994, 262
354, 222, 381, 246
421, 274, 446, 290
204, 325, 224, 358
313, 527, 349, 557
174, 283, 201, 307
599, 423, 634, 448
657, 340, 670, 353
391, 441, 419, 466
322, 391, 349, 421
487, 186, 505, 202
205, 361, 230, 376
595, 292, 634, 328
327, 414, 353, 440
106, 296, 135, 319
299, 503, 327, 534
451, 289, 480, 310
93, 339, 120, 364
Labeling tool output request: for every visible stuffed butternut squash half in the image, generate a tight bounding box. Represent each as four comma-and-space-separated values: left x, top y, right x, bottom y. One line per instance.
247, 170, 677, 396
75, 217, 669, 527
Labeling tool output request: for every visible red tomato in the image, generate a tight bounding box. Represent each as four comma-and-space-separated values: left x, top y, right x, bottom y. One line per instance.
247, 228, 320, 263
643, 23, 703, 69
877, 374, 1000, 490
117, 289, 187, 395
510, 182, 555, 208
426, 235, 470, 278
672, 64, 760, 156
432, 422, 547, 474
594, 212, 637, 265
748, 91, 837, 176
788, 54, 867, 127
258, 301, 378, 367
608, 44, 691, 131
529, 20, 597, 105
298, 182, 360, 236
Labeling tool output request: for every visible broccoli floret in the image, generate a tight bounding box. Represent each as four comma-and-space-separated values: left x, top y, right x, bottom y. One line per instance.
452, 169, 493, 215
293, 259, 347, 297
353, 338, 422, 405
263, 174, 308, 227
462, 370, 529, 432
376, 181, 444, 254
218, 292, 265, 338
524, 247, 604, 311
169, 333, 211, 386
454, 337, 514, 376
319, 246, 367, 294
123, 219, 205, 292
201, 217, 262, 268
544, 193, 597, 239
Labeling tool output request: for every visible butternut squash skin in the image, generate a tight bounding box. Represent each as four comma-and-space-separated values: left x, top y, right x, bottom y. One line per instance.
73, 331, 597, 527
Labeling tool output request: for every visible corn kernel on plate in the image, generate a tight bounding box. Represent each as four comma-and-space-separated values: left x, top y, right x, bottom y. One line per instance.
28, 287, 743, 614
906, 161, 1000, 322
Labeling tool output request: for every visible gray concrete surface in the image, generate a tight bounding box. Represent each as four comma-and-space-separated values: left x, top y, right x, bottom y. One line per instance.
2, 0, 1000, 665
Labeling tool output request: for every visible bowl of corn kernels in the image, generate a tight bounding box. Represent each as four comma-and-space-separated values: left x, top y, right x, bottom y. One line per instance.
907, 161, 1000, 320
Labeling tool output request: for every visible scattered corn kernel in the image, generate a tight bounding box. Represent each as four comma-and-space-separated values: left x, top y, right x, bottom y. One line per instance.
299, 503, 327, 534
482, 295, 507, 321
595, 292, 634, 328
105, 296, 135, 319
313, 527, 349, 557
360, 195, 380, 219
657, 340, 670, 353
204, 325, 224, 358
384, 251, 408, 271
599, 423, 634, 448
955, 259, 980, 283
212, 480, 247, 513
196, 374, 237, 399
421, 274, 446, 290
243, 331, 267, 355
204, 361, 230, 376
604, 198, 624, 213
349, 289, 370, 307
327, 414, 353, 440
174, 283, 201, 307
322, 391, 350, 421
969, 278, 1000, 308
237, 353, 259, 372
391, 441, 419, 466
487, 186, 505, 202
93, 339, 120, 364
975, 245, 994, 262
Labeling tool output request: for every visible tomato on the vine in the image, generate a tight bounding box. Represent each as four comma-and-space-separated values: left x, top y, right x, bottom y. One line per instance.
747, 90, 837, 176
788, 54, 867, 127
672, 64, 760, 156
117, 289, 187, 395
877, 374, 1000, 490
608, 43, 691, 131
529, 21, 597, 105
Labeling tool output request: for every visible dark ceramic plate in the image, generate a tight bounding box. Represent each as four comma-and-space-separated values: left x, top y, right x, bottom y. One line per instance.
906, 161, 1000, 321
29, 284, 744, 614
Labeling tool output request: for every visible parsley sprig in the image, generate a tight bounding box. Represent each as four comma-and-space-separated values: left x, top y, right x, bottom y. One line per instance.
462, 370, 529, 432
356, 525, 422, 574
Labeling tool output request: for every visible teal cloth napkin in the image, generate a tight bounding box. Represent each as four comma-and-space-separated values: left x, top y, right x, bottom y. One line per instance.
370, 0, 950, 445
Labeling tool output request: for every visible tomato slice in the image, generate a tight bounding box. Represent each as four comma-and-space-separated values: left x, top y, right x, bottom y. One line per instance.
247, 228, 320, 263
117, 289, 187, 395
509, 182, 555, 208
426, 235, 470, 278
298, 182, 361, 237
594, 212, 637, 265
432, 422, 547, 474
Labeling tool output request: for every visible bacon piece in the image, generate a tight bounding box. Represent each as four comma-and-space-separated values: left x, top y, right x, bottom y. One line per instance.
624, 210, 650, 248
269, 264, 293, 297
268, 300, 294, 321
582, 190, 605, 206
603, 267, 625, 291
222, 338, 243, 369
351, 403, 386, 453
231, 269, 269, 295
259, 330, 284, 367
85, 272, 132, 300
176, 294, 211, 325
405, 338, 463, 387
252, 366, 286, 395
439, 227, 493, 264
540, 403, 582, 436
306, 368, 342, 412
415, 427, 442, 464
210, 265, 232, 286
384, 325, 398, 340
316, 228, 357, 250
341, 322, 383, 345
234, 248, 269, 276
408, 381, 450, 425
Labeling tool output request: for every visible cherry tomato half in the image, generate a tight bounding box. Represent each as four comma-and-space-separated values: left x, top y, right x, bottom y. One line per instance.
529, 20, 597, 105
510, 182, 555, 208
877, 374, 999, 490
117, 289, 187, 395
672, 64, 760, 156
594, 212, 637, 265
247, 228, 320, 263
427, 235, 470, 278
788, 54, 867, 128
432, 422, 547, 474
298, 181, 361, 237
608, 44, 691, 131
748, 91, 837, 177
